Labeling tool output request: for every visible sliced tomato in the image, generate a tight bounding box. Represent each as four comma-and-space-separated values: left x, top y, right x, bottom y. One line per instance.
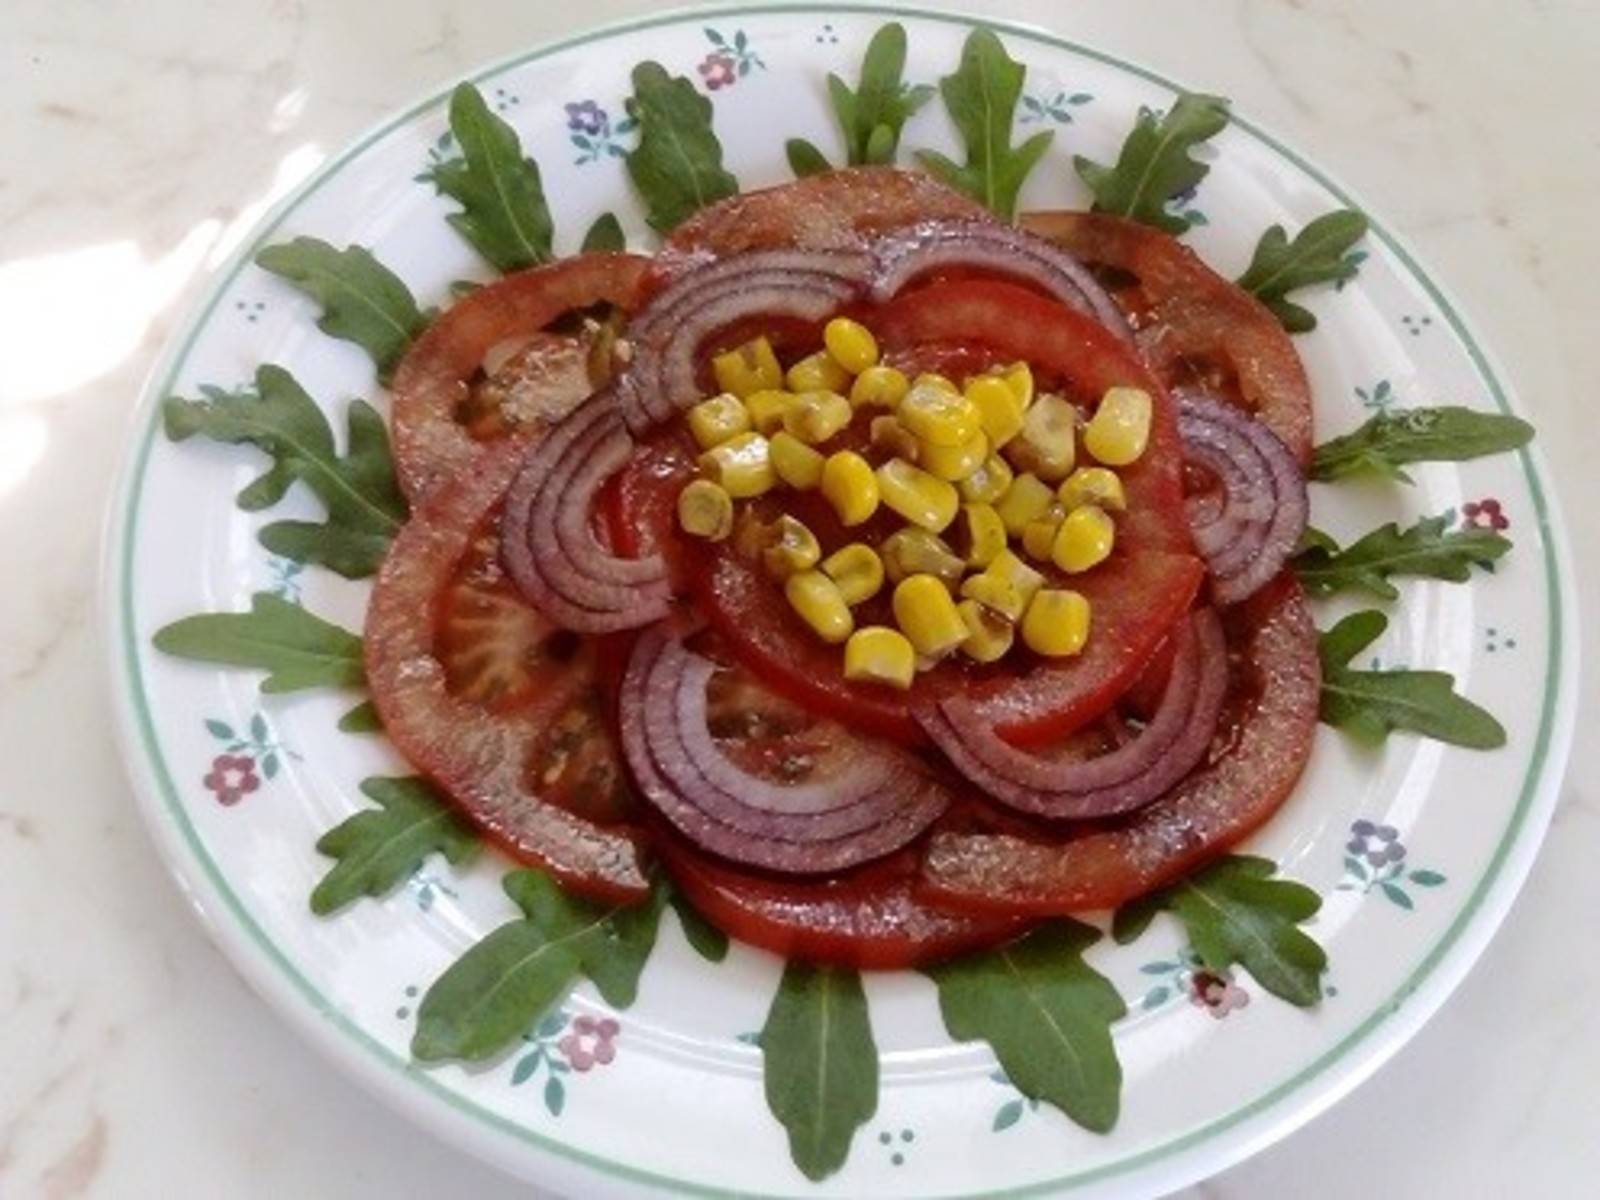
365, 438, 650, 903
1021, 211, 1314, 466
915, 574, 1321, 915
390, 252, 650, 503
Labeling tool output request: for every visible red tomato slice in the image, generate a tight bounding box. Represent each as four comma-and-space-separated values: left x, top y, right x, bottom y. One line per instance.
390, 252, 650, 503
365, 438, 650, 903
1021, 211, 1314, 467
915, 573, 1321, 914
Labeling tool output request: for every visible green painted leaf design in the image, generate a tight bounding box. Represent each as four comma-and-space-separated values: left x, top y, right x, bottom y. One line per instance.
1319, 611, 1507, 748
669, 890, 729, 963
153, 593, 363, 693
204, 719, 234, 739
1382, 883, 1415, 909
926, 920, 1125, 1133
915, 28, 1052, 219
1293, 515, 1511, 600
544, 1073, 566, 1116
510, 1051, 540, 1086
1236, 209, 1369, 332
163, 365, 406, 577
337, 699, 382, 733
254, 238, 427, 381
580, 212, 627, 253
624, 62, 739, 233
1073, 93, 1230, 234
992, 1098, 1024, 1131
423, 83, 554, 272
309, 777, 479, 915
759, 963, 878, 1181
1410, 869, 1447, 887
1311, 406, 1534, 484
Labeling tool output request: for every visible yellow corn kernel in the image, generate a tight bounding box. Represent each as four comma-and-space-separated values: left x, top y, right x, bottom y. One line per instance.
783, 390, 853, 444
1057, 466, 1127, 512
785, 570, 854, 644
698, 431, 775, 498
850, 364, 910, 410
1084, 386, 1153, 466
786, 350, 851, 395
957, 599, 1015, 664
954, 503, 1008, 568
881, 528, 965, 586
761, 515, 821, 580
768, 431, 826, 490
959, 570, 1026, 623
711, 336, 783, 398
898, 380, 981, 448
869, 414, 921, 463
744, 388, 796, 435
920, 429, 989, 482
1022, 588, 1091, 657
986, 548, 1046, 610
1051, 504, 1116, 574
823, 317, 879, 375
893, 574, 969, 659
913, 372, 958, 394
821, 450, 880, 526
843, 626, 915, 689
958, 454, 1014, 505
994, 472, 1056, 536
965, 375, 1026, 448
1002, 361, 1035, 409
821, 542, 885, 605
1020, 505, 1066, 562
1007, 393, 1078, 482
676, 479, 733, 541
687, 392, 752, 449
876, 458, 960, 533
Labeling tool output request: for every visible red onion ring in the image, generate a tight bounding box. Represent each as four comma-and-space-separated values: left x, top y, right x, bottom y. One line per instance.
1177, 391, 1308, 605
917, 611, 1227, 820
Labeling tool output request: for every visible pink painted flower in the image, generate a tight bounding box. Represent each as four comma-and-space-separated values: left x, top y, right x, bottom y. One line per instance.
203, 754, 260, 806
698, 53, 737, 91
1189, 970, 1250, 1019
557, 1015, 620, 1071
1461, 498, 1509, 532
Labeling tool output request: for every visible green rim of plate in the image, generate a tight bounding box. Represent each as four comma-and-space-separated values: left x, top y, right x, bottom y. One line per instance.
110, 4, 1569, 1196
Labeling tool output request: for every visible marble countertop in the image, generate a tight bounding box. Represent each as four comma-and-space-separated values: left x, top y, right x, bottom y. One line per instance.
2, 0, 1594, 1195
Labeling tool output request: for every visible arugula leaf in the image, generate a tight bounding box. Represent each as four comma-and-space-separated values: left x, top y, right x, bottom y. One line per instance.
1114, 856, 1326, 1006
914, 28, 1053, 219
1237, 209, 1369, 332
789, 23, 934, 176
927, 921, 1124, 1133
669, 890, 728, 963
163, 365, 406, 577
336, 700, 382, 733
421, 83, 554, 272
310, 777, 479, 915
580, 212, 627, 253
152, 592, 363, 692
624, 62, 739, 233
254, 238, 427, 381
1311, 406, 1535, 484
412, 871, 663, 1062
1319, 610, 1507, 748
1074, 93, 1230, 234
759, 963, 878, 1181
1294, 515, 1511, 600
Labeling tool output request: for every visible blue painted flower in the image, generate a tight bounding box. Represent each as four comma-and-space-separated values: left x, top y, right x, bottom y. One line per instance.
565, 101, 606, 136
1347, 819, 1406, 868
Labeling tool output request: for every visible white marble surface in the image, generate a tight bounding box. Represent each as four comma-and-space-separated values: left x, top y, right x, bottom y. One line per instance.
1, 0, 1594, 1195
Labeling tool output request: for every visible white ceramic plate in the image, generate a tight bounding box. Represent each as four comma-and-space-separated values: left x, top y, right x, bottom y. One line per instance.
103, 5, 1577, 1196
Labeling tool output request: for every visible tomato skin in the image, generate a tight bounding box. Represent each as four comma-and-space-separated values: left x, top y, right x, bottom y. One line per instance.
915, 574, 1321, 915
365, 438, 651, 904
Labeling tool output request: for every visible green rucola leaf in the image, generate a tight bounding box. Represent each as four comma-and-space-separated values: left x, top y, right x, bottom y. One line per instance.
153, 593, 363, 693
1311, 406, 1535, 484
1318, 611, 1507, 749
254, 238, 427, 381
1074, 93, 1230, 234
580, 211, 627, 253
915, 28, 1053, 219
759, 963, 878, 1182
1237, 209, 1369, 332
310, 777, 479, 915
163, 365, 406, 577
623, 61, 739, 233
669, 890, 729, 963
926, 921, 1124, 1133
812, 22, 933, 170
1293, 515, 1512, 600
337, 699, 382, 733
1109, 890, 1164, 945
423, 83, 555, 272
785, 137, 832, 178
